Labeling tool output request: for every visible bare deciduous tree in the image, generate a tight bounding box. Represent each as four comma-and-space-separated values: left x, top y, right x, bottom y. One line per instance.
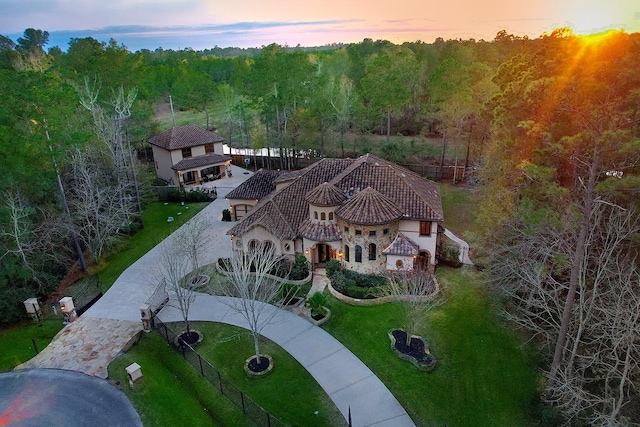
380, 269, 440, 345
214, 241, 289, 364
76, 76, 140, 215
155, 217, 209, 335
66, 147, 127, 263
490, 201, 640, 424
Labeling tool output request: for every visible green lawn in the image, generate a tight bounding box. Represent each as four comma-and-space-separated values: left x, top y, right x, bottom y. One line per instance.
109, 323, 345, 427
323, 266, 538, 427
439, 182, 476, 239
191, 322, 346, 426
95, 201, 209, 290
0, 317, 65, 372
108, 332, 251, 427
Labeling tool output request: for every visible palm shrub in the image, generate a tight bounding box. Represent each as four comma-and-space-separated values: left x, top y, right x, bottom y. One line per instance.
305, 292, 328, 317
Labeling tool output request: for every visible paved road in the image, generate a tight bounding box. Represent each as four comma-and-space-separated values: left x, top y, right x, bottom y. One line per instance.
17, 164, 416, 427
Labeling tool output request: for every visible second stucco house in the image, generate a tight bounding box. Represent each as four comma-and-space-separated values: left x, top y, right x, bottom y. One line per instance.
149, 124, 231, 187
226, 154, 444, 274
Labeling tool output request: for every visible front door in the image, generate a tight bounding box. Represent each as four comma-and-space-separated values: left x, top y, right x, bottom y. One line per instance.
317, 244, 332, 266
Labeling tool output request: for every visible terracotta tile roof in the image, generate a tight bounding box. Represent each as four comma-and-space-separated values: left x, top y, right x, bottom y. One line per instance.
228, 158, 352, 238
273, 170, 304, 184
304, 182, 347, 206
334, 187, 404, 225
171, 153, 230, 171
227, 154, 443, 239
149, 125, 224, 150
229, 200, 297, 240
382, 233, 420, 256
329, 154, 443, 221
298, 219, 342, 242
225, 169, 286, 201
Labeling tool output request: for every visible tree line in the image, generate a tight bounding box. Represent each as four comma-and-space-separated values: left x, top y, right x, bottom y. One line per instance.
1, 26, 640, 425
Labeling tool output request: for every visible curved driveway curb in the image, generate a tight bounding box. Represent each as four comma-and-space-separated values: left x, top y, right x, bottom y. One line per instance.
158, 294, 415, 427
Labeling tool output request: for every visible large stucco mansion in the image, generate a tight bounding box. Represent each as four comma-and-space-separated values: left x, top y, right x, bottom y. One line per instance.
226, 154, 444, 274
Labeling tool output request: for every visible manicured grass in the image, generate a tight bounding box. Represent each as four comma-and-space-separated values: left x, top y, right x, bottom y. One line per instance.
0, 317, 65, 372
94, 201, 209, 290
109, 323, 346, 426
323, 266, 538, 427
439, 182, 476, 239
192, 322, 346, 426
108, 332, 251, 427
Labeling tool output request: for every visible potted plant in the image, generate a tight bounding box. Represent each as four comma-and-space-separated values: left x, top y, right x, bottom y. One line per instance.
305, 292, 331, 325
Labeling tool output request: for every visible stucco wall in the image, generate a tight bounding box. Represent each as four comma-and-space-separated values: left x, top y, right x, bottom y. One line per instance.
232, 226, 282, 255
399, 220, 438, 265
151, 146, 176, 183
385, 254, 415, 271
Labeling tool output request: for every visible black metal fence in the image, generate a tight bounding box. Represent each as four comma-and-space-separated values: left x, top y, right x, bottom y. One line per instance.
154, 318, 286, 427
73, 275, 103, 316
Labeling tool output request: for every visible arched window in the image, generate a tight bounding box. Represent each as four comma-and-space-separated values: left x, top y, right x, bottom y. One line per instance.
368, 243, 376, 260
355, 245, 362, 263
329, 212, 334, 220
321, 212, 326, 220
314, 211, 318, 219
396, 259, 404, 268
344, 245, 350, 262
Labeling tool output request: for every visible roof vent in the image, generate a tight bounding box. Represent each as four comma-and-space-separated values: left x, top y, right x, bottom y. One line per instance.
374, 162, 380, 166
401, 173, 406, 177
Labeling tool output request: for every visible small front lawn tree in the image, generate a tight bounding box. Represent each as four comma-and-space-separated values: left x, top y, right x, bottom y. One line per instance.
381, 269, 439, 346
216, 241, 290, 366
156, 217, 209, 336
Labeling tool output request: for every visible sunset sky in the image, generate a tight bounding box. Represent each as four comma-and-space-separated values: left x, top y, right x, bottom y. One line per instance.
2, 0, 638, 51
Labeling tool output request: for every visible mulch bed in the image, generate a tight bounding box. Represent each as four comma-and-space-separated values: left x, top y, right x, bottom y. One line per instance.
247, 356, 271, 372
390, 329, 436, 370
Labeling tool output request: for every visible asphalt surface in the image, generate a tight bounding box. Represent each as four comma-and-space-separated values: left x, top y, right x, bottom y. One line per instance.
0, 369, 142, 427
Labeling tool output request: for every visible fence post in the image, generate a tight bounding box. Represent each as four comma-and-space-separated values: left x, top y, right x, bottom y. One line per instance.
240, 392, 246, 414
32, 339, 39, 355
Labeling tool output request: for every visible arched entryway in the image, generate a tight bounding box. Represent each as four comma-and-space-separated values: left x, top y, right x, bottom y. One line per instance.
312, 244, 335, 269
415, 250, 430, 271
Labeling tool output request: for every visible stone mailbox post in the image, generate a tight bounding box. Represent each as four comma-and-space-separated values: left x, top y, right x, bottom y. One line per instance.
23, 298, 42, 322
59, 296, 77, 323
140, 304, 152, 332
125, 362, 143, 387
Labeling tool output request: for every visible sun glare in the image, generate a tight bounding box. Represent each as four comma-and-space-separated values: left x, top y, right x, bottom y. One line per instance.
577, 29, 619, 47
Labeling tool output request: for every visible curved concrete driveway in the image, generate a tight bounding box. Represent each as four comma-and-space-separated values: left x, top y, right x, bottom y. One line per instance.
18, 164, 415, 426
158, 294, 415, 427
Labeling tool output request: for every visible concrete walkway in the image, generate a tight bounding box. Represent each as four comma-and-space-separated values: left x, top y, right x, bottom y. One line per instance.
444, 228, 474, 265
16, 164, 415, 427
158, 295, 414, 427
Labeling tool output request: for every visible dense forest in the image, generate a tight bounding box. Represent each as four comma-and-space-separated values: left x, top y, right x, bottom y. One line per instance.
1, 27, 640, 425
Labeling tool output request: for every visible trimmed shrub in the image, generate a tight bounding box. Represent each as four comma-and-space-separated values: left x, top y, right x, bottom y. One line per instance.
440, 240, 462, 267
291, 255, 310, 281
329, 268, 389, 299
222, 209, 232, 221
325, 259, 342, 278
